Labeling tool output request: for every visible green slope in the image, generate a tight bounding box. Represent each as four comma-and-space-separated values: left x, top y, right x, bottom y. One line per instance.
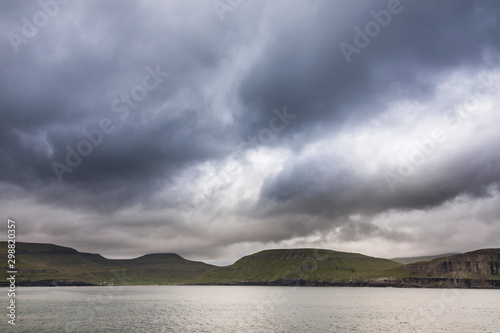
0, 242, 215, 286
189, 248, 402, 285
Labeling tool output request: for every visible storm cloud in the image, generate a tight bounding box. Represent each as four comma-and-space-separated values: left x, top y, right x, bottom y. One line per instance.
1, 0, 499, 264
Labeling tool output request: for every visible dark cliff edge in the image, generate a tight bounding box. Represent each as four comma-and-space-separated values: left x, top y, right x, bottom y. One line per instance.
387, 248, 500, 288
398, 249, 500, 277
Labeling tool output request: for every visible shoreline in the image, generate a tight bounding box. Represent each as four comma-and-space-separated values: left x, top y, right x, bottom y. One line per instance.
1, 277, 499, 289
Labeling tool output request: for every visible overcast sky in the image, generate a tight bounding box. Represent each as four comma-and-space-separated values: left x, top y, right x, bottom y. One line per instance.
1, 0, 499, 265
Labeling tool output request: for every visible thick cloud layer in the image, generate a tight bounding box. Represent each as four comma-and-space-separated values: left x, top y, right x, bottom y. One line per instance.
1, 0, 499, 263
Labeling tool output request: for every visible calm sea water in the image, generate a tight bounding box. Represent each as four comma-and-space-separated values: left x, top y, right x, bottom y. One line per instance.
1, 286, 498, 332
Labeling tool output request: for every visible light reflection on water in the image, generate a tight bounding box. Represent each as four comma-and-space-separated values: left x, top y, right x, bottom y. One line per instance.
0, 286, 499, 332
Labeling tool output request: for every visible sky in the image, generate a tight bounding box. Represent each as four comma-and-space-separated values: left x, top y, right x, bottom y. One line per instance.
1, 0, 500, 265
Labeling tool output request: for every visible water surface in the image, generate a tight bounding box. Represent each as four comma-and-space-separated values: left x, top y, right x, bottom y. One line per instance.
1, 286, 498, 332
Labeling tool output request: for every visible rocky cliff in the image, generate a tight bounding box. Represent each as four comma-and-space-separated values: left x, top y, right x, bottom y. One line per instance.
399, 249, 500, 279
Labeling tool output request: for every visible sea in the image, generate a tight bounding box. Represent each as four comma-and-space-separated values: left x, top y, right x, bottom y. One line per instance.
1, 286, 498, 332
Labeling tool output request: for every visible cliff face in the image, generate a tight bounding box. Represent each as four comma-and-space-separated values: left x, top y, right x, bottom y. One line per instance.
399, 249, 500, 280
397, 277, 500, 289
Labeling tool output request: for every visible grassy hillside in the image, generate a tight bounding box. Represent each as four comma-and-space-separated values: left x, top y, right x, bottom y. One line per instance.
0, 242, 215, 286
390, 253, 459, 264
189, 248, 402, 285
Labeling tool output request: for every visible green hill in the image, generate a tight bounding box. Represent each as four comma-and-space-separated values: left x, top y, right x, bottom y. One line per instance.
189, 248, 500, 288
189, 248, 402, 285
0, 242, 215, 286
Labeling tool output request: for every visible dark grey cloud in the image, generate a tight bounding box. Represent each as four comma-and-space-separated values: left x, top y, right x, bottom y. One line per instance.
0, 0, 239, 210
259, 140, 500, 219
1, 0, 499, 261
237, 0, 500, 146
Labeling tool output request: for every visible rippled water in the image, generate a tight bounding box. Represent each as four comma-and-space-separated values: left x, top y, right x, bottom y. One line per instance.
1, 286, 499, 332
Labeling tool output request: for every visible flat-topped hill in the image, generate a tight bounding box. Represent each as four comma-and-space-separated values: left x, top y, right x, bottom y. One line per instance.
0, 242, 214, 286
189, 248, 401, 285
